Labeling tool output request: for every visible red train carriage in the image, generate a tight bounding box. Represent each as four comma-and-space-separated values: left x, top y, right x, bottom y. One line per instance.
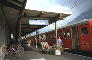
51, 31, 56, 44
62, 18, 92, 51
77, 18, 92, 51
45, 31, 56, 45
43, 32, 51, 45
58, 25, 79, 50
57, 28, 63, 38
30, 18, 92, 52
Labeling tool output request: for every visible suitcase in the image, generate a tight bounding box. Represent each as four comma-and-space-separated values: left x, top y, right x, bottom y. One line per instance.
55, 50, 61, 55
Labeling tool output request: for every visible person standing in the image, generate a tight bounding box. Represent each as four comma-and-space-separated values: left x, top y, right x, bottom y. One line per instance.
57, 37, 64, 54
57, 37, 62, 48
55, 37, 62, 55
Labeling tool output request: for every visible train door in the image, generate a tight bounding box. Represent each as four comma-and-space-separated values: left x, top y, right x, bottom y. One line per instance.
63, 27, 72, 49
78, 24, 91, 51
71, 26, 79, 49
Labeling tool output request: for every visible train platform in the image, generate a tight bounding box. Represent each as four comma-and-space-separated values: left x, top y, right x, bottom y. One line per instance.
4, 46, 92, 60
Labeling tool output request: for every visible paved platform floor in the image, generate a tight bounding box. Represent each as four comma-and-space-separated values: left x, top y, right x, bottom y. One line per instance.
4, 46, 92, 60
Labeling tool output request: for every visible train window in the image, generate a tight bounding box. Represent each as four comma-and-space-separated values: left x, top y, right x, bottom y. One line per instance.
81, 27, 88, 35
64, 31, 71, 38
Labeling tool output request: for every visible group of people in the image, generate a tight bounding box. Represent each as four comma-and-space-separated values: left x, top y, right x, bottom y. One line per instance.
40, 36, 63, 55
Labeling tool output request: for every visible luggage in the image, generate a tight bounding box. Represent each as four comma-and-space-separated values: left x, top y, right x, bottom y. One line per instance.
55, 50, 61, 55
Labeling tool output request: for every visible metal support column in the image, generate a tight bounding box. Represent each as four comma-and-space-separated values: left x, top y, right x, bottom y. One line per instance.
55, 22, 57, 46
36, 31, 38, 48
19, 19, 21, 43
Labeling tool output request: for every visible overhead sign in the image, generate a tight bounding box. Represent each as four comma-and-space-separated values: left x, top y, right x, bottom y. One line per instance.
29, 20, 49, 25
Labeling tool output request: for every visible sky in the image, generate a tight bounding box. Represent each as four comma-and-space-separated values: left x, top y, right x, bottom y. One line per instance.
25, 0, 71, 13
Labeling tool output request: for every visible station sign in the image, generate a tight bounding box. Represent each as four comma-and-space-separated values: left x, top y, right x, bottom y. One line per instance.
29, 20, 49, 25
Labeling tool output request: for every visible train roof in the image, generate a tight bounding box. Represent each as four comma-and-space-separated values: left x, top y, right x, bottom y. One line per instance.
66, 19, 90, 27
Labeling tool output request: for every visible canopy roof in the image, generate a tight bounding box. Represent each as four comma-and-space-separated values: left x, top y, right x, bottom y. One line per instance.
21, 9, 71, 36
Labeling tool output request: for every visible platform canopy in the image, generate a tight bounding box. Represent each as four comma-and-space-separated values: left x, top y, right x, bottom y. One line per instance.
21, 9, 71, 36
